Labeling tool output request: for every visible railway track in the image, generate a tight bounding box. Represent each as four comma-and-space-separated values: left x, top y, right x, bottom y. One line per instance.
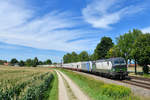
81, 71, 150, 90
72, 69, 150, 90
121, 76, 150, 90
72, 70, 150, 98
122, 80, 150, 89
130, 76, 150, 81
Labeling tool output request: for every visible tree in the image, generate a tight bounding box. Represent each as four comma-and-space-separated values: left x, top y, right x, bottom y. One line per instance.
10, 58, 18, 66
117, 33, 132, 64
53, 62, 57, 64
63, 53, 72, 63
63, 54, 68, 63
134, 33, 150, 73
71, 52, 79, 62
94, 37, 114, 60
130, 29, 142, 74
117, 29, 142, 73
89, 54, 95, 61
32, 57, 39, 67
0, 60, 7, 65
79, 51, 89, 61
38, 61, 43, 65
19, 60, 25, 66
106, 45, 121, 58
44, 59, 52, 65
25, 59, 33, 67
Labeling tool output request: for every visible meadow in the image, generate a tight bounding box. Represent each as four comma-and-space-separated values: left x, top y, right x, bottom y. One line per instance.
0, 66, 57, 100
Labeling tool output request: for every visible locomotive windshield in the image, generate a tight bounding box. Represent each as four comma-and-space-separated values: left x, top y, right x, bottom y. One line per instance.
114, 59, 126, 65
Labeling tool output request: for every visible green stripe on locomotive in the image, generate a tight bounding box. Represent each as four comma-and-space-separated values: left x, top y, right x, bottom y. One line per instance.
111, 67, 127, 72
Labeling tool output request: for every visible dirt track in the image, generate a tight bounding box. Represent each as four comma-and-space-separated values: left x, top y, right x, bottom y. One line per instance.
56, 70, 90, 100
56, 71, 69, 100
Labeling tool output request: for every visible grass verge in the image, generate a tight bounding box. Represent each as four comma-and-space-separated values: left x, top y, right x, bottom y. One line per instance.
129, 73, 150, 78
143, 74, 150, 78
60, 69, 140, 100
44, 71, 58, 100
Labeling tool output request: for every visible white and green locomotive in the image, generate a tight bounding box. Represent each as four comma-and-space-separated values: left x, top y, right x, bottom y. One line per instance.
92, 57, 128, 79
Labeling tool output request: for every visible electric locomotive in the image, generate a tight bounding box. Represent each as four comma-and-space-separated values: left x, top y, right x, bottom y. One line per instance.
92, 57, 128, 79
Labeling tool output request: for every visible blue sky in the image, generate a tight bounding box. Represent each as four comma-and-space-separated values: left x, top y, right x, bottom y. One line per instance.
0, 0, 150, 62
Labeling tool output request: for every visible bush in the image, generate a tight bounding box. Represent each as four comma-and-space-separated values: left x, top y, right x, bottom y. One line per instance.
101, 84, 131, 98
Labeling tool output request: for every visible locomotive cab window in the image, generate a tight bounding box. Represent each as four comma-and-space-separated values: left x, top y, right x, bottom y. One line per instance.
114, 59, 126, 65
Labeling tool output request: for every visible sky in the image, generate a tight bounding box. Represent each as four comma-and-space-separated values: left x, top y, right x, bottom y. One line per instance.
0, 0, 150, 62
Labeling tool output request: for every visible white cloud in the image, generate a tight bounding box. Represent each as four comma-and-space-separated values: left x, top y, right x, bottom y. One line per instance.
0, 0, 32, 30
82, 0, 144, 29
142, 27, 150, 33
0, 0, 97, 52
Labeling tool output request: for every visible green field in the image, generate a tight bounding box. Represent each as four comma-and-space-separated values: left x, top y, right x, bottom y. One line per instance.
0, 66, 58, 100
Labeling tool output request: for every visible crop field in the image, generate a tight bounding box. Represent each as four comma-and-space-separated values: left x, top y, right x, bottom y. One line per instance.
0, 66, 55, 100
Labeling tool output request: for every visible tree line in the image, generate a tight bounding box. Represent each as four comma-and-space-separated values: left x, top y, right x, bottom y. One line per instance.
0, 60, 7, 65
63, 29, 150, 74
5, 57, 52, 67
63, 51, 90, 63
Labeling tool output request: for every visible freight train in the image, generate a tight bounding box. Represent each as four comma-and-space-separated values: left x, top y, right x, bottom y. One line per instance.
62, 57, 128, 79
